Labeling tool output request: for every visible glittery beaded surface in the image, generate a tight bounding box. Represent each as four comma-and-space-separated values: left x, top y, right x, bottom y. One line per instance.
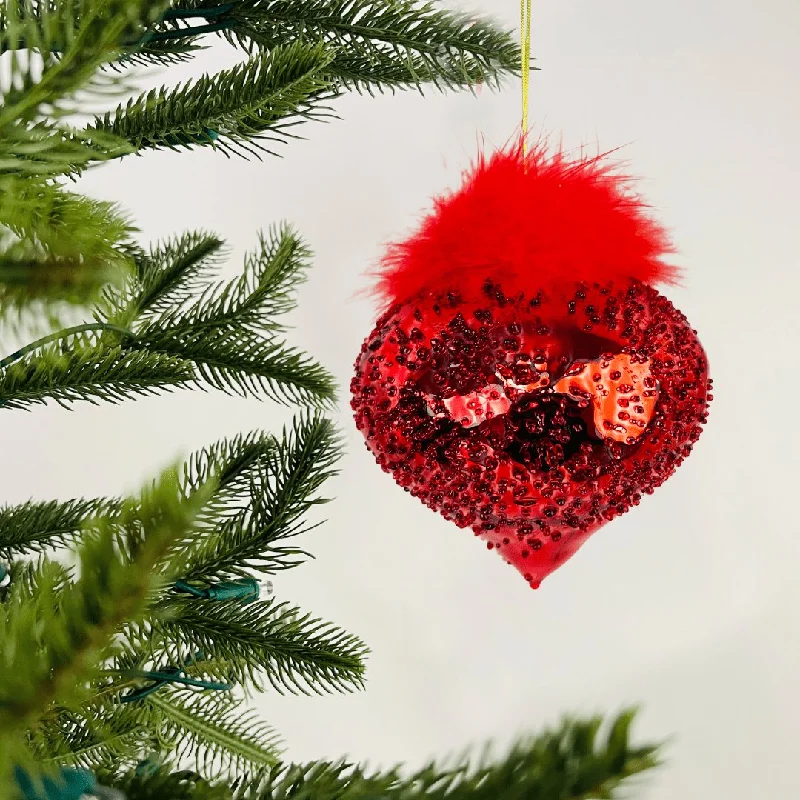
351, 279, 711, 588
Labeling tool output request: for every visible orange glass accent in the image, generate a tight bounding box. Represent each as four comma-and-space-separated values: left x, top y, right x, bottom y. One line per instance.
552, 354, 659, 444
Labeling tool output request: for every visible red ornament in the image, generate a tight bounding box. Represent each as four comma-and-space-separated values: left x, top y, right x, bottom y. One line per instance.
351, 139, 711, 588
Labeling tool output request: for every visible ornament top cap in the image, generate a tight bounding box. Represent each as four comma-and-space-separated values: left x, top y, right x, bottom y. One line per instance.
371, 136, 679, 309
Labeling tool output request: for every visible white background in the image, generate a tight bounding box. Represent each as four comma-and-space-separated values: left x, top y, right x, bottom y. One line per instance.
7, 0, 800, 797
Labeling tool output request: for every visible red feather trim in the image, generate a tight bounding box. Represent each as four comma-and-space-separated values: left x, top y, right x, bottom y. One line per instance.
372, 137, 678, 309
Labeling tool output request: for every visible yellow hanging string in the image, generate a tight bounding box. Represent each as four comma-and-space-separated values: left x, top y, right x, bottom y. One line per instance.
520, 0, 532, 158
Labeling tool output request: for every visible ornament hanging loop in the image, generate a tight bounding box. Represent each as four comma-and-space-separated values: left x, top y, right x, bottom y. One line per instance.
520, 0, 532, 162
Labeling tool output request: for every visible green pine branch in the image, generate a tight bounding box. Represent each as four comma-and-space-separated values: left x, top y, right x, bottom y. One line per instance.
4, 558, 73, 602
101, 766, 229, 800
99, 711, 660, 800
0, 0, 139, 123
127, 231, 228, 320
145, 689, 281, 772
0, 416, 357, 772
178, 430, 282, 524
0, 177, 136, 308
26, 706, 148, 770
88, 41, 337, 157
150, 225, 309, 335
115, 36, 208, 68
0, 466, 213, 734
0, 497, 122, 557
173, 429, 303, 569
238, 710, 659, 800
0, 225, 334, 410
137, 326, 335, 405
154, 597, 368, 695
0, 123, 132, 179
0, 414, 335, 561
173, 413, 340, 582
133, 0, 522, 94
0, 341, 194, 410
101, 227, 335, 407
0, 0, 171, 179
227, 0, 519, 79
228, 0, 522, 93
0, 468, 216, 793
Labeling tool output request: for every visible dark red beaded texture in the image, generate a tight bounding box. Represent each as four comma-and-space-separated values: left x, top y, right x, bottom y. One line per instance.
351, 279, 710, 588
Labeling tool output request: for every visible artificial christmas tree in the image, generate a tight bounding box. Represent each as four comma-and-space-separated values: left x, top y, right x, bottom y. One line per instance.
0, 2, 660, 798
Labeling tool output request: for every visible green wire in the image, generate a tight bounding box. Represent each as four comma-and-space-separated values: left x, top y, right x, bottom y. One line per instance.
119, 653, 231, 703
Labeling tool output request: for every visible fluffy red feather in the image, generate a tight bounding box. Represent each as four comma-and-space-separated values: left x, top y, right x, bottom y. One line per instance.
372, 137, 678, 308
